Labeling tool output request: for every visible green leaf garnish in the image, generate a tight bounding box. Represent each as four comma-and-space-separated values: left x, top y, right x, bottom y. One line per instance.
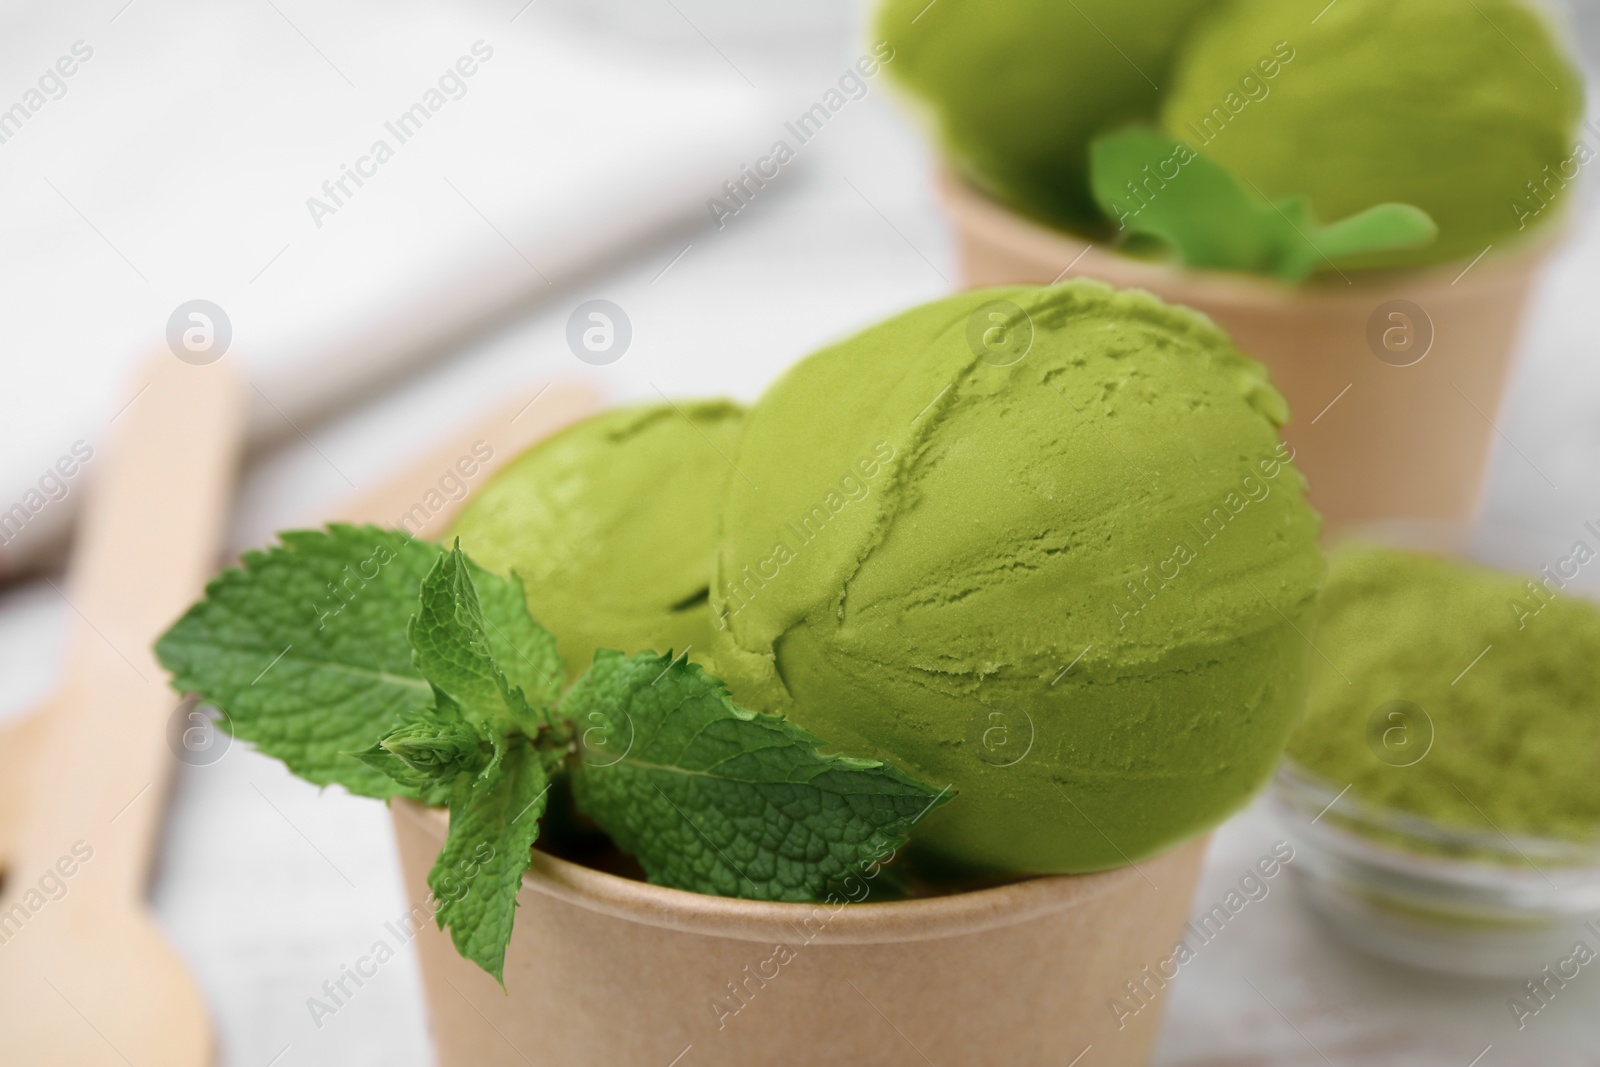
352, 707, 493, 797
563, 651, 952, 901
1089, 127, 1437, 282
407, 545, 550, 742
155, 526, 441, 799
156, 530, 952, 983
470, 563, 563, 712
429, 735, 550, 984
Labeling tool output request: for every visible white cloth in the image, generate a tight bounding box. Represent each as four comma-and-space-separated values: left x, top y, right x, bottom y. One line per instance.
0, 0, 768, 568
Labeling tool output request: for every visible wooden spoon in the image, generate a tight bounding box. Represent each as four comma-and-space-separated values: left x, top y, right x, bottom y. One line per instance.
0, 355, 244, 1067
332, 382, 600, 527
0, 371, 596, 1065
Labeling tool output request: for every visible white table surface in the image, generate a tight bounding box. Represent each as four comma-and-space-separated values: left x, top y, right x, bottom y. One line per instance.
4, 5, 1600, 1065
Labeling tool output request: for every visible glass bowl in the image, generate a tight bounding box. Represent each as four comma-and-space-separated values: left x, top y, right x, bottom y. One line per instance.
1271, 761, 1600, 977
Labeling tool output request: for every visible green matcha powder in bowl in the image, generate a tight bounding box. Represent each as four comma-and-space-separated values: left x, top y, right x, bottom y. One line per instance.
1275, 528, 1600, 977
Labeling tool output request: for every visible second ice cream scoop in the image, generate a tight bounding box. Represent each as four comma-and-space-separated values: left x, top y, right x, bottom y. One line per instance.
451, 400, 742, 681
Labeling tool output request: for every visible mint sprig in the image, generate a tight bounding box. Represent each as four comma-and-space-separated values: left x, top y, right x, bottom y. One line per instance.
155, 528, 952, 983
564, 651, 950, 901
1089, 127, 1438, 282
407, 547, 549, 749
353, 712, 493, 797
155, 526, 440, 800
429, 734, 550, 982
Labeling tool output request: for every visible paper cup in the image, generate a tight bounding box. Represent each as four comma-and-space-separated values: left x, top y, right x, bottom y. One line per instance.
937, 171, 1557, 531
391, 798, 1207, 1066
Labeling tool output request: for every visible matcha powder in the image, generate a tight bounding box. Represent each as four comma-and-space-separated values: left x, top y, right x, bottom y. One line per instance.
1288, 545, 1600, 849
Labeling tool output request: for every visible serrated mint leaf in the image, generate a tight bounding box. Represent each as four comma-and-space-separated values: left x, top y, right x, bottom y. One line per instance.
353, 701, 494, 796
155, 526, 444, 799
162, 525, 961, 984
409, 546, 550, 737
564, 651, 952, 902
429, 735, 550, 984
1090, 127, 1436, 282
467, 560, 564, 709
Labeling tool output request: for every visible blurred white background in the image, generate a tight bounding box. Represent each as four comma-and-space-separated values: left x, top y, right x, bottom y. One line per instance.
2, 0, 1600, 1064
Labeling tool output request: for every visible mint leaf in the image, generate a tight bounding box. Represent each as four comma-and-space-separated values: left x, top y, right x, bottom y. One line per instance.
429, 735, 550, 984
353, 701, 494, 798
1090, 127, 1436, 282
467, 560, 563, 710
1311, 202, 1438, 264
564, 651, 952, 902
395, 547, 564, 981
155, 526, 443, 799
408, 545, 554, 739
162, 531, 959, 985
1092, 127, 1284, 274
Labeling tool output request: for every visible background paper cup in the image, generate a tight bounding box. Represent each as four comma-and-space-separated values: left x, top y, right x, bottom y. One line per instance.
937, 171, 1559, 532
391, 798, 1209, 1067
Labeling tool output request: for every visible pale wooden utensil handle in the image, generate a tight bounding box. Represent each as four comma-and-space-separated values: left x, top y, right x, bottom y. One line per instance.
333, 382, 601, 535
13, 356, 245, 903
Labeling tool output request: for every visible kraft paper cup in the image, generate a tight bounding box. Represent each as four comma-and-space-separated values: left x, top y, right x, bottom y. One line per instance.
391, 798, 1208, 1066
937, 170, 1558, 532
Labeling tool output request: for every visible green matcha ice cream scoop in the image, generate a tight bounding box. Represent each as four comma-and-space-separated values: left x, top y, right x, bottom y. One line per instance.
711, 281, 1324, 875
450, 401, 742, 682
877, 0, 1222, 232
1160, 0, 1583, 270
